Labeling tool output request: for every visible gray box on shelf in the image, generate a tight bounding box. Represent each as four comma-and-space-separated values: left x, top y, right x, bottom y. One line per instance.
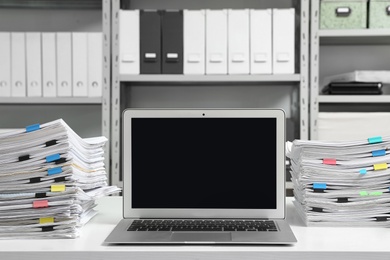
369, 0, 390, 28
320, 0, 367, 29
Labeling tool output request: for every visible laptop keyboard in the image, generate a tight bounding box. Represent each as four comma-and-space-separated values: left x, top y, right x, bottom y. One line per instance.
127, 219, 278, 232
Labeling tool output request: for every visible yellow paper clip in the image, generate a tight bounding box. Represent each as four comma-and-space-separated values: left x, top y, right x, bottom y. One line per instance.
373, 163, 388, 171
39, 217, 54, 224
51, 184, 65, 192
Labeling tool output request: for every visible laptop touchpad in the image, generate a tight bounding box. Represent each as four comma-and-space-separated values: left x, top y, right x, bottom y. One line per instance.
170, 232, 232, 242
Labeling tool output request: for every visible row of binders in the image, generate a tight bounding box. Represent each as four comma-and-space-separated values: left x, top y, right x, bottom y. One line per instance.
0, 119, 120, 238
119, 9, 295, 75
286, 136, 390, 227
0, 32, 103, 98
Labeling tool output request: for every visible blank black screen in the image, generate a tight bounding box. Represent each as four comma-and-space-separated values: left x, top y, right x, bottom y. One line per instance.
131, 118, 277, 209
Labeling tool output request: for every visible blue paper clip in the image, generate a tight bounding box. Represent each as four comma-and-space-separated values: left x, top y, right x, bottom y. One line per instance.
26, 123, 40, 133
47, 167, 63, 176
372, 150, 386, 157
46, 154, 60, 163
313, 183, 327, 190
368, 136, 382, 144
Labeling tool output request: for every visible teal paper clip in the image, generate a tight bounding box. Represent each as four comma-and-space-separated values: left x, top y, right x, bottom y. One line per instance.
368, 136, 382, 144
313, 183, 327, 190
26, 123, 40, 133
46, 154, 60, 163
47, 167, 62, 176
359, 169, 367, 175
372, 149, 386, 157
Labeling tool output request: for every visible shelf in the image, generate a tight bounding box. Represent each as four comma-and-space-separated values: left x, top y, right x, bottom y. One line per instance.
317, 95, 390, 103
319, 29, 390, 45
0, 0, 102, 9
0, 97, 102, 104
120, 74, 301, 83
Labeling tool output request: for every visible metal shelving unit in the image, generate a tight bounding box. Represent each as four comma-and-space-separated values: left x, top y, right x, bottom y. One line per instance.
310, 0, 390, 139
0, 97, 102, 104
110, 0, 309, 187
318, 95, 390, 104
0, 0, 111, 171
319, 29, 390, 45
120, 74, 302, 82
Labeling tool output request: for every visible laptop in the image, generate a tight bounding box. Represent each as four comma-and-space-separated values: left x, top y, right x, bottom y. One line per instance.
105, 109, 297, 244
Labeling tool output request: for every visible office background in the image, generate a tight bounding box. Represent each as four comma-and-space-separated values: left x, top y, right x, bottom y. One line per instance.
1, 0, 390, 188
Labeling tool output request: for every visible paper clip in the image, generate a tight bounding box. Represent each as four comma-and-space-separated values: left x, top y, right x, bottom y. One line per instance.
323, 158, 336, 165
374, 163, 388, 171
39, 217, 54, 224
372, 149, 386, 157
368, 136, 382, 144
26, 123, 40, 133
47, 167, 62, 176
46, 154, 60, 163
18, 154, 30, 162
45, 140, 58, 147
51, 185, 65, 192
360, 191, 382, 196
359, 169, 367, 175
33, 200, 48, 208
313, 183, 327, 190
337, 198, 348, 203
29, 177, 41, 183
42, 226, 54, 232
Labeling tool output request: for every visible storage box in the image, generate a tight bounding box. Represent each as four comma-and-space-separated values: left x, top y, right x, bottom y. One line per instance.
369, 0, 390, 28
320, 0, 367, 29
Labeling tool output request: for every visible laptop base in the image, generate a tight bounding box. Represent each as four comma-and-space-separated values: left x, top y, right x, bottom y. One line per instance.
105, 219, 297, 245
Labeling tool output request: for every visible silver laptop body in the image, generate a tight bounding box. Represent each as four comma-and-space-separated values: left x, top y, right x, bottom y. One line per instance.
105, 109, 297, 244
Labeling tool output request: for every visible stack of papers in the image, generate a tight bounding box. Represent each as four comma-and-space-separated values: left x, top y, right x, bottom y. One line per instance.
286, 136, 390, 227
0, 119, 120, 239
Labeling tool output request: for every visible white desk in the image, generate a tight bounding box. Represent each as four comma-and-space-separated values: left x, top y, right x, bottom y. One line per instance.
0, 197, 389, 260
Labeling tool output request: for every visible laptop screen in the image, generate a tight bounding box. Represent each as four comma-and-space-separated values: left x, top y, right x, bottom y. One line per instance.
130, 117, 277, 210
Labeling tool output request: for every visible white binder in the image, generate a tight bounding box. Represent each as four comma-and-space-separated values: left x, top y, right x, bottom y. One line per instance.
119, 10, 140, 75
72, 32, 88, 97
57, 33, 72, 97
26, 33, 42, 97
250, 9, 272, 74
42, 33, 57, 97
11, 33, 26, 97
183, 10, 205, 75
273, 8, 295, 74
228, 9, 250, 75
0, 32, 11, 97
206, 9, 228, 75
88, 33, 103, 97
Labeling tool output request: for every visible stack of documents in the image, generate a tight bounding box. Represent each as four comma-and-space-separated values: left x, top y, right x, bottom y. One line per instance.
286, 136, 390, 227
0, 119, 120, 239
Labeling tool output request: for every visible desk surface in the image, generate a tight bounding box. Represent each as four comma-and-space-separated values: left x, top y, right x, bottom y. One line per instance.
0, 197, 389, 260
